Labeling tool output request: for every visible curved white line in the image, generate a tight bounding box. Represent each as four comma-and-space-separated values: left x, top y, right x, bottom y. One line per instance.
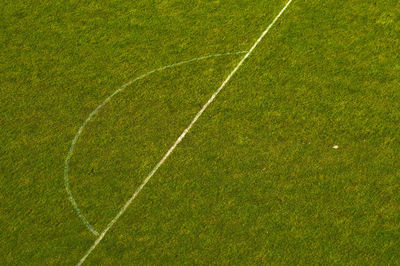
77, 0, 294, 264
64, 51, 248, 236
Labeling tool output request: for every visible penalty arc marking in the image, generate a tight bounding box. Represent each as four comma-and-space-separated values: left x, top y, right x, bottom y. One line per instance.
64, 51, 248, 236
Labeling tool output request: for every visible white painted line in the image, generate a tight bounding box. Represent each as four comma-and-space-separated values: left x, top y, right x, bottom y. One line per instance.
64, 51, 247, 236
77, 0, 294, 264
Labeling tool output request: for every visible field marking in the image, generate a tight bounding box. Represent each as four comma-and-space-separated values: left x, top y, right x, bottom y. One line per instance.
64, 51, 248, 236
77, 0, 294, 264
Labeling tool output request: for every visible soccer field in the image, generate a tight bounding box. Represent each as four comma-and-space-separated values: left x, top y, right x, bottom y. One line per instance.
1, 0, 400, 264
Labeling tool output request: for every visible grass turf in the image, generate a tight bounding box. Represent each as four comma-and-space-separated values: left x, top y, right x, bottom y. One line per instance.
1, 0, 399, 264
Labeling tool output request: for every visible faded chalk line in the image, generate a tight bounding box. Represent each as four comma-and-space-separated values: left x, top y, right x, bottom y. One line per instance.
64, 51, 247, 236
77, 0, 294, 264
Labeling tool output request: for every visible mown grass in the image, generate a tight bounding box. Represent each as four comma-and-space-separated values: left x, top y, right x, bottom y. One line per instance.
1, 0, 399, 264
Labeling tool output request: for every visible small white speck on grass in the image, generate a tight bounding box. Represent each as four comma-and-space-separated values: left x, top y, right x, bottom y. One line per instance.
333, 145, 339, 149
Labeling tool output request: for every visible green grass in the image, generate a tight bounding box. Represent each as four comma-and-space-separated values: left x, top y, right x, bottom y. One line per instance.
1, 0, 400, 264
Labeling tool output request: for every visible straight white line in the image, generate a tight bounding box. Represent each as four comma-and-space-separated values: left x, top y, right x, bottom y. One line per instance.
77, 0, 293, 264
